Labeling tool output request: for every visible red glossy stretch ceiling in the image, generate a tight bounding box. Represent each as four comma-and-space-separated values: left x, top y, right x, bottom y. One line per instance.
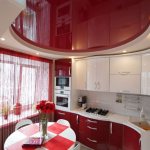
12, 0, 150, 52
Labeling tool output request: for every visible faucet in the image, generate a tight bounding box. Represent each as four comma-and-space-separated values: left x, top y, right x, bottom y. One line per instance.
140, 107, 145, 122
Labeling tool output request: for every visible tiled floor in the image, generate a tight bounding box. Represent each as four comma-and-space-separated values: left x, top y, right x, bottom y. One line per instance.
80, 144, 93, 150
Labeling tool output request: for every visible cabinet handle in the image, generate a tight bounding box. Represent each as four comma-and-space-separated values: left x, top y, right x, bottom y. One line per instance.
87, 126, 97, 130
122, 90, 130, 93
95, 82, 97, 89
119, 72, 130, 75
87, 138, 98, 143
76, 115, 79, 124
139, 138, 141, 146
97, 82, 100, 89
69, 67, 71, 76
87, 119, 98, 124
58, 112, 65, 115
110, 123, 112, 134
84, 81, 87, 89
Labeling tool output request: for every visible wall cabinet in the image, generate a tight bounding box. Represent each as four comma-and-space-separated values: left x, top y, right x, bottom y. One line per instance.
141, 54, 150, 95
55, 59, 71, 76
87, 57, 109, 92
75, 59, 87, 90
109, 122, 123, 150
110, 55, 141, 94
110, 55, 141, 74
110, 75, 140, 94
123, 125, 141, 150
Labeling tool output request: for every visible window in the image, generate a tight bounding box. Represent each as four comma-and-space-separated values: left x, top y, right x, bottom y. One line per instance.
0, 54, 50, 111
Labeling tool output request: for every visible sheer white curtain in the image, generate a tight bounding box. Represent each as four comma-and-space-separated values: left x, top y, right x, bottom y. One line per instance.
0, 50, 52, 149
0, 53, 50, 123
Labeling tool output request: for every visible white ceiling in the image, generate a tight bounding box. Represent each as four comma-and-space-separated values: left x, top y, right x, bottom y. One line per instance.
0, 0, 25, 36
0, 0, 150, 59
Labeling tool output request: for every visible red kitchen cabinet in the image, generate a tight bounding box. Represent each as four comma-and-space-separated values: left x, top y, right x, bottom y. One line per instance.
79, 116, 99, 149
97, 121, 110, 150
109, 122, 123, 150
69, 113, 79, 140
123, 125, 141, 150
55, 59, 71, 76
79, 116, 110, 150
54, 109, 70, 122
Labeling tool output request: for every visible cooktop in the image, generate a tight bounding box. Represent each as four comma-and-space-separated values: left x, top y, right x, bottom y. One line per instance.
85, 107, 109, 116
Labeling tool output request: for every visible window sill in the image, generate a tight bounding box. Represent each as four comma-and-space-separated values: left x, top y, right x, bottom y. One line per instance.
0, 109, 38, 128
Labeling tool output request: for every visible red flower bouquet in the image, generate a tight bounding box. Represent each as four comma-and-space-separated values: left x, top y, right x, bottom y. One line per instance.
36, 100, 55, 138
36, 100, 55, 114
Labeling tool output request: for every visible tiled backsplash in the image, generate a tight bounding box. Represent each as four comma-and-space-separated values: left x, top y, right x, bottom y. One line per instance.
77, 90, 150, 119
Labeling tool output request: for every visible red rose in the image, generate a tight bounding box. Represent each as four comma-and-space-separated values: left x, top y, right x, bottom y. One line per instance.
36, 100, 55, 114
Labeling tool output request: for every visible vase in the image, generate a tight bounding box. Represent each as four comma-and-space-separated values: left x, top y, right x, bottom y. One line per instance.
13, 103, 22, 115
40, 117, 48, 139
3, 114, 8, 120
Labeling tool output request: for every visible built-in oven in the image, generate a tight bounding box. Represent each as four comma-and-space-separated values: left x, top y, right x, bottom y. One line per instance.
55, 76, 71, 90
54, 90, 70, 111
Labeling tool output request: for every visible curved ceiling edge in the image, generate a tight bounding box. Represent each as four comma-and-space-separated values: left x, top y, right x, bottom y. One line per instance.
10, 24, 150, 57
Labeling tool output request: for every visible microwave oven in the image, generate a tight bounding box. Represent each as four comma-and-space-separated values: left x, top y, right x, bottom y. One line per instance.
54, 90, 70, 111
55, 77, 71, 90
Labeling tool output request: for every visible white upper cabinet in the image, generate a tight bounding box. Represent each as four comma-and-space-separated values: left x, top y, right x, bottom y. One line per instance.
75, 59, 87, 90
110, 55, 141, 75
87, 57, 109, 92
110, 75, 141, 94
110, 55, 141, 94
141, 54, 150, 95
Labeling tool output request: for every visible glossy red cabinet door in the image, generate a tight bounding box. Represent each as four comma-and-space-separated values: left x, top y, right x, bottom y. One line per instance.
123, 125, 141, 150
54, 110, 70, 122
97, 121, 110, 150
79, 116, 99, 149
69, 113, 79, 140
109, 122, 123, 150
55, 59, 71, 76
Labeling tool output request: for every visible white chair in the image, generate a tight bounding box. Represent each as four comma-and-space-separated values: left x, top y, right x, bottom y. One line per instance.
15, 119, 33, 130
56, 119, 70, 127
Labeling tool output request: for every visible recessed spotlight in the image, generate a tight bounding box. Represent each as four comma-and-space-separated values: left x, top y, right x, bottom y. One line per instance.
0, 37, 5, 41
36, 52, 39, 55
123, 50, 127, 53
147, 34, 150, 39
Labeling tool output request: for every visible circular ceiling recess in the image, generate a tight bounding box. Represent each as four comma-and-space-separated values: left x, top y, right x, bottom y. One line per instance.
12, 0, 150, 53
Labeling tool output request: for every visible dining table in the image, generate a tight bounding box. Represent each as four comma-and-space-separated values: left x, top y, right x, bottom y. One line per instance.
4, 122, 76, 150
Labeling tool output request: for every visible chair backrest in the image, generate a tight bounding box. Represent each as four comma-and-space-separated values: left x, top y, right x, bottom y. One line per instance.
15, 119, 33, 130
56, 119, 70, 127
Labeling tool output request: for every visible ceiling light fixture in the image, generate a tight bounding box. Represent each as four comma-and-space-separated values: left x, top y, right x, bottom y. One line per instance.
123, 50, 127, 53
0, 37, 5, 41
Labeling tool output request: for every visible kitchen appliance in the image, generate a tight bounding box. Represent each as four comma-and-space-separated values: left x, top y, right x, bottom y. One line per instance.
54, 90, 70, 111
55, 76, 71, 90
85, 107, 109, 116
78, 96, 87, 108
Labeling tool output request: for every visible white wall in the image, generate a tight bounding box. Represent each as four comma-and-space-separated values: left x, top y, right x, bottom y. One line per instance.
76, 90, 150, 119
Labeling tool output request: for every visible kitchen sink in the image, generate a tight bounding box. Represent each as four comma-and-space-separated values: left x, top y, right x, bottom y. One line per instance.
130, 117, 150, 130
132, 121, 150, 130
